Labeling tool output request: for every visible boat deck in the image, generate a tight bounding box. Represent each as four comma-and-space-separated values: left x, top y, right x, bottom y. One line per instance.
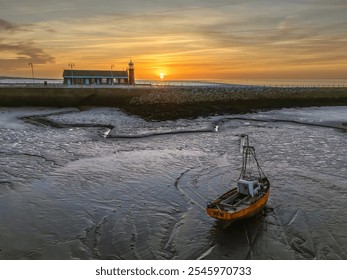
218, 190, 266, 212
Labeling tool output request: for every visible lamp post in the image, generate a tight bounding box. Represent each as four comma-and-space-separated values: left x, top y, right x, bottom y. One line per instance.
68, 63, 75, 85
28, 62, 34, 84
111, 64, 114, 85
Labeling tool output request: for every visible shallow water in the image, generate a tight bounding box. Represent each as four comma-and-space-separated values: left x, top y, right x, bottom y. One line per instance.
0, 106, 346, 259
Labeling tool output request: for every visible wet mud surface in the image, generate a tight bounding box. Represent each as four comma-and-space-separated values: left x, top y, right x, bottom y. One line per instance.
0, 106, 346, 259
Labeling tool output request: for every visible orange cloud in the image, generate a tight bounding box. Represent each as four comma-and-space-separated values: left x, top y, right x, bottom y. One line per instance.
1, 1, 347, 79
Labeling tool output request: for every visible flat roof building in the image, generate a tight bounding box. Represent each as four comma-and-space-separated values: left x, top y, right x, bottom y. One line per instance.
63, 61, 135, 85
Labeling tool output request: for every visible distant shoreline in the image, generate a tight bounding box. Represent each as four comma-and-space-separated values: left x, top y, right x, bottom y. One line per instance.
1, 86, 347, 120
2, 77, 347, 88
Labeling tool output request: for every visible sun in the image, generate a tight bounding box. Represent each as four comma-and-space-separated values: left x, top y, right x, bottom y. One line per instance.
159, 73, 165, 79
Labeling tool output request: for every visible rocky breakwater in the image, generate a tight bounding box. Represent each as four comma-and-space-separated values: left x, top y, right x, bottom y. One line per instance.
128, 86, 347, 119
1, 85, 346, 120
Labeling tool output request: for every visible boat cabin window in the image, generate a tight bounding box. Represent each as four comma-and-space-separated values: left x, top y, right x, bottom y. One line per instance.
237, 182, 249, 195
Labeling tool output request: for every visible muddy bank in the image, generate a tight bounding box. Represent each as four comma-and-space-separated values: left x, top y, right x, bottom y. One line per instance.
1, 86, 347, 120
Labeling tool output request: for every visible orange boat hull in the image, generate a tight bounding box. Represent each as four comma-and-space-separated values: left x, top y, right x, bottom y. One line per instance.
206, 190, 270, 222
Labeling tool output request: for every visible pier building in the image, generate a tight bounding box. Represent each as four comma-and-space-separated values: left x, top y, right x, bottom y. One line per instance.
63, 60, 135, 85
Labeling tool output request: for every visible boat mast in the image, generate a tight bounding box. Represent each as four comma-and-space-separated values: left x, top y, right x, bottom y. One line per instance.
239, 135, 266, 180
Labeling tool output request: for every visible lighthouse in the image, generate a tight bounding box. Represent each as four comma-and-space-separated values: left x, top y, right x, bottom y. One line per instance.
128, 60, 135, 85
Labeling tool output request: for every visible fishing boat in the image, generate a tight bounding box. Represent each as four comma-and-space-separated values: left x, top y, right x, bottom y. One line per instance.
206, 135, 270, 222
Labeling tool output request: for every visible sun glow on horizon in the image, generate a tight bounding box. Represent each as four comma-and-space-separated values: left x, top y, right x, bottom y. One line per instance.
159, 73, 165, 79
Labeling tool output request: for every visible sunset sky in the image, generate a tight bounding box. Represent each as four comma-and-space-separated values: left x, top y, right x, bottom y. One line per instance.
1, 0, 347, 80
